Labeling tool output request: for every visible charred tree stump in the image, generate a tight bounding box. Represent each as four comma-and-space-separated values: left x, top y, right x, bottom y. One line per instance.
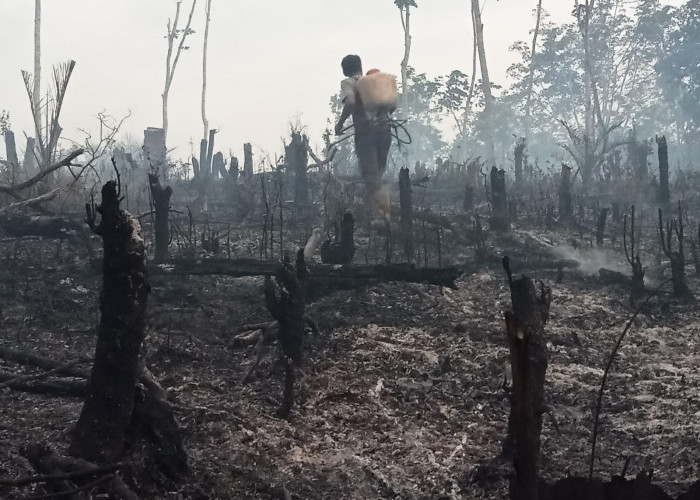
285, 131, 309, 213
508, 199, 518, 223
691, 222, 700, 277
243, 142, 253, 178
514, 137, 526, 188
490, 166, 509, 232
20, 443, 138, 500
659, 202, 692, 298
631, 136, 649, 182
148, 173, 172, 263
611, 201, 621, 223
213, 151, 226, 178
463, 183, 474, 212
623, 206, 646, 304
70, 181, 150, 463
264, 249, 309, 418
545, 203, 555, 230
502, 257, 551, 500
4, 130, 19, 169
558, 164, 573, 222
656, 135, 670, 206
321, 212, 355, 264
596, 207, 608, 247
399, 168, 414, 262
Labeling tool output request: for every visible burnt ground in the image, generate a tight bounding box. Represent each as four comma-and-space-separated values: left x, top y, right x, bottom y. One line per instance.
0, 226, 698, 499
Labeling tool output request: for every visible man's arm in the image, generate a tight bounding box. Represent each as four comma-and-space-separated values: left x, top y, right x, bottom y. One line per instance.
335, 100, 354, 135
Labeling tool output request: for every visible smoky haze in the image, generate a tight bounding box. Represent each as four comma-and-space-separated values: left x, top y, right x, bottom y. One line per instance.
0, 0, 580, 162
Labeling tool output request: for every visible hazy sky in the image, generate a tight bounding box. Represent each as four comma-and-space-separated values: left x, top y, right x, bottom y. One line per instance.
0, 1, 673, 164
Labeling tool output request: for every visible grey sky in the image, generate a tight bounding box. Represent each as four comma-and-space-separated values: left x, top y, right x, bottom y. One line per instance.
0, 1, 672, 164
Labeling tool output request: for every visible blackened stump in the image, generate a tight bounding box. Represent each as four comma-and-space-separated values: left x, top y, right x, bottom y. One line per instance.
71, 181, 150, 463
148, 173, 172, 262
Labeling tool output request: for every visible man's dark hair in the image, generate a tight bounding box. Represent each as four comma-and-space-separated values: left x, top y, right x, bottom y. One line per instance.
341, 55, 362, 77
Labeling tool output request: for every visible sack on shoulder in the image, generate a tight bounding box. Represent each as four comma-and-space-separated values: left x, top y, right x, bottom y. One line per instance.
355, 73, 398, 115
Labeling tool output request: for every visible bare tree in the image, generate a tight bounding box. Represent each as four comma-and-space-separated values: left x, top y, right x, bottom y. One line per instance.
524, 0, 543, 141
394, 0, 416, 106
471, 0, 495, 162
33, 0, 41, 127
162, 0, 197, 145
22, 60, 75, 170
201, 0, 212, 140
462, 10, 478, 131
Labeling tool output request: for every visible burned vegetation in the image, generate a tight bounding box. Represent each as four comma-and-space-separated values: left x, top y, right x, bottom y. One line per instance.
1, 0, 700, 499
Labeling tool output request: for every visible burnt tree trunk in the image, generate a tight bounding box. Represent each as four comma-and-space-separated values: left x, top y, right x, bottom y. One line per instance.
148, 174, 172, 262
213, 151, 226, 178
198, 138, 209, 178
558, 164, 573, 222
659, 203, 692, 298
611, 201, 620, 223
514, 138, 525, 188
656, 135, 670, 206
502, 257, 550, 500
70, 181, 150, 463
286, 131, 309, 212
596, 207, 608, 247
243, 142, 253, 178
4, 130, 19, 169
321, 212, 355, 264
399, 167, 414, 262
463, 182, 474, 212
264, 249, 308, 418
624, 206, 646, 304
490, 166, 509, 232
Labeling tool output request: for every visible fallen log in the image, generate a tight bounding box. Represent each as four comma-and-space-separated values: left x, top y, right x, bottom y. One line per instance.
0, 347, 90, 378
150, 258, 463, 291
0, 358, 90, 390
0, 214, 87, 239
19, 443, 138, 500
0, 371, 86, 397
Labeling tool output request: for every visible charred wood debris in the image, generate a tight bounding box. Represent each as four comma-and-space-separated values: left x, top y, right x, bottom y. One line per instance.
0, 133, 698, 500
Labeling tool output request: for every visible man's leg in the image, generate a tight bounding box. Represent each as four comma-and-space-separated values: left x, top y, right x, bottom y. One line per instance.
376, 124, 392, 178
355, 131, 388, 218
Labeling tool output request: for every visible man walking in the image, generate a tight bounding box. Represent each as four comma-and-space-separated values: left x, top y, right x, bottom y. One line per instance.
335, 55, 393, 218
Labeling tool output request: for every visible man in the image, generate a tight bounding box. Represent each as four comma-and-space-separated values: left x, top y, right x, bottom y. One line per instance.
335, 55, 392, 218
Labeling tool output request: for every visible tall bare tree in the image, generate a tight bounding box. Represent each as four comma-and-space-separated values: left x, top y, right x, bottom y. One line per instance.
471, 0, 495, 162
395, 0, 417, 106
201, 0, 212, 140
33, 0, 41, 126
524, 0, 543, 141
162, 0, 197, 145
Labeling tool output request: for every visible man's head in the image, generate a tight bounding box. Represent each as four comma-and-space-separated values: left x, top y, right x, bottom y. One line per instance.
341, 55, 362, 77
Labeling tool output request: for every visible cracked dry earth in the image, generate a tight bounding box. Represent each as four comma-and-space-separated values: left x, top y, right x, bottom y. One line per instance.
0, 236, 698, 499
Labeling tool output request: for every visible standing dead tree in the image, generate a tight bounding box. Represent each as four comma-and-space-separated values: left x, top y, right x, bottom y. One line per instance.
394, 0, 416, 108
514, 138, 526, 188
623, 205, 645, 303
320, 212, 355, 264
558, 164, 573, 222
656, 135, 670, 206
659, 202, 692, 299
162, 0, 197, 145
399, 167, 414, 262
22, 60, 76, 175
264, 249, 309, 418
71, 181, 186, 479
595, 207, 608, 247
502, 256, 551, 500
71, 180, 150, 462
490, 166, 509, 232
148, 172, 173, 262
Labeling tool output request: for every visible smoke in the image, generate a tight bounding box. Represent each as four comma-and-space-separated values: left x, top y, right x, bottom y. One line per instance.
551, 244, 629, 276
